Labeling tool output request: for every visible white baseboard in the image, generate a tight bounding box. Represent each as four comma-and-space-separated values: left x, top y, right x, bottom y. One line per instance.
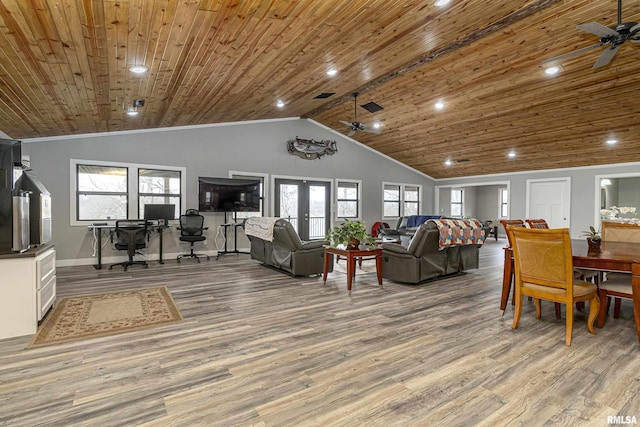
56, 249, 220, 268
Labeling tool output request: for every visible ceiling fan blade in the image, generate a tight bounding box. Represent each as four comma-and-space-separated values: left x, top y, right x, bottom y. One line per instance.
577, 22, 618, 38
361, 122, 381, 134
630, 22, 640, 41
347, 129, 356, 137
339, 120, 352, 127
542, 43, 605, 65
593, 45, 619, 68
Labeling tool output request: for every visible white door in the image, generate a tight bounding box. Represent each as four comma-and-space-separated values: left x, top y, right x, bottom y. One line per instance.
526, 178, 570, 228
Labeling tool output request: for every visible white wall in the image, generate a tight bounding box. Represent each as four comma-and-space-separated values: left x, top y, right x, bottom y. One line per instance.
475, 185, 506, 221
23, 119, 433, 264
618, 177, 640, 209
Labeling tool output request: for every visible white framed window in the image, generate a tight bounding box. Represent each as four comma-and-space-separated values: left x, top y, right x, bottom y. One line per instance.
76, 164, 128, 221
70, 159, 186, 226
499, 188, 509, 218
404, 185, 420, 216
229, 171, 268, 218
451, 188, 464, 218
138, 168, 182, 220
383, 184, 400, 217
383, 182, 422, 218
336, 179, 361, 220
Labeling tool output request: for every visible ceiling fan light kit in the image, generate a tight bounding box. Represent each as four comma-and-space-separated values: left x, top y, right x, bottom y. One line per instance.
340, 93, 383, 137
544, 0, 640, 69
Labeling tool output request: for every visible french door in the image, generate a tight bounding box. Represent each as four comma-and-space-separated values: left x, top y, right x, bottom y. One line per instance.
274, 178, 331, 240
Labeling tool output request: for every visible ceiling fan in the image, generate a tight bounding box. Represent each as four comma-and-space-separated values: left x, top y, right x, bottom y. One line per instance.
544, 0, 640, 69
339, 93, 381, 137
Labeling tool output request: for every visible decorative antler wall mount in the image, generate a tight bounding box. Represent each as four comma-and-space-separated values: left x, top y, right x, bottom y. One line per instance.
287, 137, 337, 160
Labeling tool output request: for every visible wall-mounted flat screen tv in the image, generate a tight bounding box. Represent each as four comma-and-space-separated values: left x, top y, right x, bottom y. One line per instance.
198, 177, 261, 212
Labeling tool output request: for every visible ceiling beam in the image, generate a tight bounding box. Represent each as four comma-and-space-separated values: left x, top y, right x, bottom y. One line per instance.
301, 0, 563, 119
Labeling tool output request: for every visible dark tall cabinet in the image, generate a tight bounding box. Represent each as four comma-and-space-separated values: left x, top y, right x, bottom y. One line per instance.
0, 139, 27, 253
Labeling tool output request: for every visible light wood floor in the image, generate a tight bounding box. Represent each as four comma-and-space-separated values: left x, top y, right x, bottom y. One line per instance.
1, 239, 639, 426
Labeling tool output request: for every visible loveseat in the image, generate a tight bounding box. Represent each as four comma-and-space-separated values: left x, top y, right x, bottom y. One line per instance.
381, 219, 482, 284
244, 218, 332, 276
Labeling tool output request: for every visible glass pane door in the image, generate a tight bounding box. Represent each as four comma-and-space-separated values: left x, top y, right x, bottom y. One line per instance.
278, 183, 300, 232
308, 184, 328, 240
275, 178, 330, 240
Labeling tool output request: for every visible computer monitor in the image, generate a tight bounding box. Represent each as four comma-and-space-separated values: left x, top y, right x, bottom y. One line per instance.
143, 204, 176, 225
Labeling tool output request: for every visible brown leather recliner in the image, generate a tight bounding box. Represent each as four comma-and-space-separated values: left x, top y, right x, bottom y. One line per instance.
245, 219, 332, 276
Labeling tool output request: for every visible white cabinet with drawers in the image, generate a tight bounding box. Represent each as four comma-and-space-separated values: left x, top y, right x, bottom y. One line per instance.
0, 245, 56, 340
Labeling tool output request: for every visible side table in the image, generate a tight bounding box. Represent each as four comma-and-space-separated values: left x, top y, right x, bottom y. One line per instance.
323, 247, 383, 294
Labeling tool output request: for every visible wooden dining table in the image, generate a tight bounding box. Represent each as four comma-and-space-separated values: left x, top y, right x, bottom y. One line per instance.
500, 239, 640, 343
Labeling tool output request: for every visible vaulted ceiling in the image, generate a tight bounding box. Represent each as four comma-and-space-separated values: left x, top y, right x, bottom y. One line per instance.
0, 0, 639, 179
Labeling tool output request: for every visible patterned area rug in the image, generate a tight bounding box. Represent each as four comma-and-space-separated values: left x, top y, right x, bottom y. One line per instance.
28, 286, 182, 348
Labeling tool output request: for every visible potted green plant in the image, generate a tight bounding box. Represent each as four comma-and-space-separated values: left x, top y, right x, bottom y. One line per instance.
581, 225, 601, 251
326, 219, 375, 249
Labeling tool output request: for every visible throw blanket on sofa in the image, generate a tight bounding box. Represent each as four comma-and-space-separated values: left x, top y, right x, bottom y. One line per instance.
429, 219, 486, 250
244, 217, 280, 242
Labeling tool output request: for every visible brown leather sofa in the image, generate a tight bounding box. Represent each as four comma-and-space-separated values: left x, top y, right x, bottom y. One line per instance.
381, 221, 481, 284
244, 218, 332, 276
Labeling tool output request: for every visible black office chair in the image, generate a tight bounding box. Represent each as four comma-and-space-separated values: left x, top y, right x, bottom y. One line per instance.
177, 209, 210, 263
109, 219, 149, 271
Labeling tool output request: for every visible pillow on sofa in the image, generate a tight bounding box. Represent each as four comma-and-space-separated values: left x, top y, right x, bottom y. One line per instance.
406, 215, 441, 227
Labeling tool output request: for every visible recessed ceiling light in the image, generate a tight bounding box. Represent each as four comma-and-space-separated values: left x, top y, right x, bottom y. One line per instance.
434, 0, 450, 6
444, 159, 452, 166
606, 139, 618, 145
327, 68, 338, 77
276, 100, 285, 108
126, 110, 139, 116
434, 101, 445, 110
544, 66, 560, 76
128, 65, 148, 74
508, 151, 516, 158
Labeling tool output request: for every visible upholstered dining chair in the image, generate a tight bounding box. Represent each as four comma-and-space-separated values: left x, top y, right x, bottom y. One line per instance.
524, 218, 597, 291
601, 221, 640, 243
508, 227, 599, 346
499, 220, 527, 313
597, 221, 640, 326
500, 219, 526, 247
597, 273, 632, 328
502, 220, 563, 318
525, 218, 549, 229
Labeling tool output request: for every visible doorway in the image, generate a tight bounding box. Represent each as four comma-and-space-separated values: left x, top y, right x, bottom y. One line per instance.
526, 178, 571, 228
274, 178, 331, 240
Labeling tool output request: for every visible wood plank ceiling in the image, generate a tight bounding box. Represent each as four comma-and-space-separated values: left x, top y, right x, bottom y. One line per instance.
0, 0, 638, 179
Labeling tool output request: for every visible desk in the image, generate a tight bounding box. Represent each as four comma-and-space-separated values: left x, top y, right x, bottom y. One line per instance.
323, 247, 383, 294
486, 225, 499, 241
88, 223, 167, 270
501, 240, 640, 343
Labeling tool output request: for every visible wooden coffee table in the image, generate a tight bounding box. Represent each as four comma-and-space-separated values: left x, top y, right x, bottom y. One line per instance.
323, 247, 383, 295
